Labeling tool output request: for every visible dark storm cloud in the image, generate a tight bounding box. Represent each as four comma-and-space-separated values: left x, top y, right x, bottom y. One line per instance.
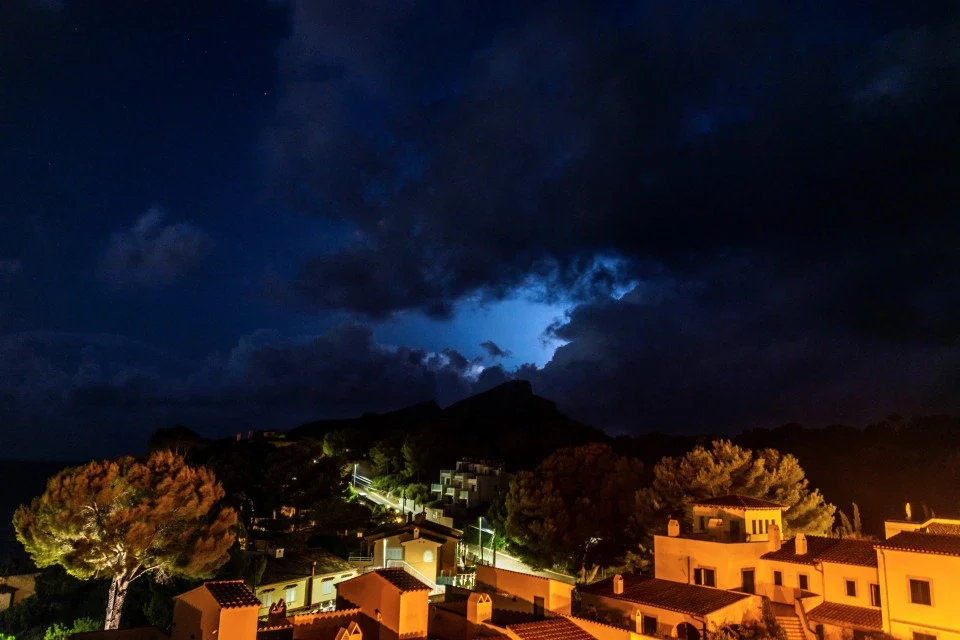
480, 341, 511, 359
267, 2, 960, 322
0, 326, 485, 458
100, 207, 210, 287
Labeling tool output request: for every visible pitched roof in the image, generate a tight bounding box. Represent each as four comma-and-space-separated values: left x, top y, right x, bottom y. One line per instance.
807, 602, 882, 630
875, 531, 960, 557
506, 617, 596, 640
761, 536, 852, 566
259, 548, 357, 586
921, 522, 960, 536
580, 575, 750, 616
373, 568, 432, 592
811, 539, 878, 567
204, 580, 262, 608
688, 495, 787, 509
365, 518, 462, 543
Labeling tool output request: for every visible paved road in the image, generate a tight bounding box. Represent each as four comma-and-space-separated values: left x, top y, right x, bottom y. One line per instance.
355, 483, 575, 585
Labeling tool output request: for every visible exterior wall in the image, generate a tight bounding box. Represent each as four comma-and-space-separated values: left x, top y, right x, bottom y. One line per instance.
580, 592, 761, 638
218, 606, 258, 640
758, 559, 824, 605
0, 573, 37, 607
566, 614, 642, 640
476, 566, 573, 615
703, 596, 764, 634
399, 590, 429, 637
311, 569, 360, 606
337, 574, 403, 636
375, 532, 458, 578
655, 535, 770, 590
172, 587, 219, 640
821, 562, 881, 611
690, 507, 783, 542
878, 549, 960, 639
257, 576, 309, 615
437, 539, 459, 577
401, 537, 443, 582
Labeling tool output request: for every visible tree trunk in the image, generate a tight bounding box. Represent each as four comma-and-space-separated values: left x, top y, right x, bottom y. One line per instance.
105, 574, 130, 630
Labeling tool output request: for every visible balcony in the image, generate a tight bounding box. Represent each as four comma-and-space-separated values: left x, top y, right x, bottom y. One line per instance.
431, 483, 443, 493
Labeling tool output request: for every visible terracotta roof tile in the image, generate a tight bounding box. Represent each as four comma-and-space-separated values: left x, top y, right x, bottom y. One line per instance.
204, 580, 262, 608
762, 536, 844, 565
813, 539, 878, 567
374, 568, 432, 592
921, 522, 960, 536
688, 495, 787, 509
875, 531, 960, 557
580, 575, 750, 616
506, 617, 596, 640
807, 602, 882, 630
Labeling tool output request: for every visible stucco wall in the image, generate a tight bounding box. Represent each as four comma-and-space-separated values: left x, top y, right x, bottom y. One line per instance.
401, 537, 443, 582
337, 573, 403, 635
566, 614, 641, 639
218, 606, 258, 640
311, 569, 360, 606
172, 587, 219, 640
690, 507, 784, 542
581, 590, 761, 637
878, 549, 960, 637
757, 559, 823, 604
655, 535, 770, 590
399, 590, 429, 637
257, 576, 309, 615
476, 566, 573, 614
821, 562, 880, 610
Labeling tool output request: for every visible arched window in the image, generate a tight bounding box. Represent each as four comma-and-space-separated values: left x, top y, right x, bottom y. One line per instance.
423, 550, 434, 563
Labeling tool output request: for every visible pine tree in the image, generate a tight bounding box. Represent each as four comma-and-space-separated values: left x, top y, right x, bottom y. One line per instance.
648, 439, 835, 536
14, 451, 237, 630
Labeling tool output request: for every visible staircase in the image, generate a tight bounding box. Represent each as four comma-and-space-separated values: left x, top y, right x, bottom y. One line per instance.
775, 614, 808, 640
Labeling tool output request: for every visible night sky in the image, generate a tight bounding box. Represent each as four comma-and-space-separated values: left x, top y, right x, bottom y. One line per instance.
2, 1, 959, 460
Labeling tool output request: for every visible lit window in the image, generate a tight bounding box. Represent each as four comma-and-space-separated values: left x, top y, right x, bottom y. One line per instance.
285, 585, 297, 603
261, 590, 274, 607
423, 550, 434, 563
845, 580, 857, 597
909, 579, 932, 606
322, 578, 335, 595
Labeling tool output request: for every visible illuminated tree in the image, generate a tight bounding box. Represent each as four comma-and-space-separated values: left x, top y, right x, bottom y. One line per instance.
14, 451, 237, 630
504, 442, 645, 577
647, 439, 835, 536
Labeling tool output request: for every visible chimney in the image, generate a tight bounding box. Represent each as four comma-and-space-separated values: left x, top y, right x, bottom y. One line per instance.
667, 519, 680, 537
768, 523, 782, 552
613, 574, 624, 595
413, 527, 420, 539
794, 533, 807, 556
467, 592, 492, 624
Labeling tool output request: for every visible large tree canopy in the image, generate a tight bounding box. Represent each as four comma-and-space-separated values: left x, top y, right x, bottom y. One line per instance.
647, 439, 836, 536
504, 442, 645, 577
14, 451, 237, 630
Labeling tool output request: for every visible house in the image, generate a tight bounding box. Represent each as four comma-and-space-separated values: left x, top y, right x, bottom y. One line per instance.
431, 460, 508, 508
336, 568, 432, 639
255, 548, 360, 615
364, 514, 462, 591
0, 573, 37, 611
171, 580, 262, 640
580, 574, 762, 639
875, 530, 960, 640
475, 565, 575, 617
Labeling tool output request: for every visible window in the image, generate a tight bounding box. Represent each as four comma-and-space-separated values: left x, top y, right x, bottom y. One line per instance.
284, 585, 297, 603
909, 579, 932, 605
752, 520, 757, 535
913, 633, 936, 640
261, 590, 274, 607
694, 568, 716, 587
385, 547, 403, 561
699, 516, 705, 531
321, 577, 335, 595
845, 580, 857, 597
870, 584, 881, 607
774, 571, 783, 586
642, 615, 658, 636
423, 549, 434, 563
799, 574, 809, 591
742, 569, 755, 594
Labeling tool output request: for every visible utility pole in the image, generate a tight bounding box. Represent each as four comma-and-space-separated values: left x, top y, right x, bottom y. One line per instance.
478, 516, 484, 565
353, 463, 357, 488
